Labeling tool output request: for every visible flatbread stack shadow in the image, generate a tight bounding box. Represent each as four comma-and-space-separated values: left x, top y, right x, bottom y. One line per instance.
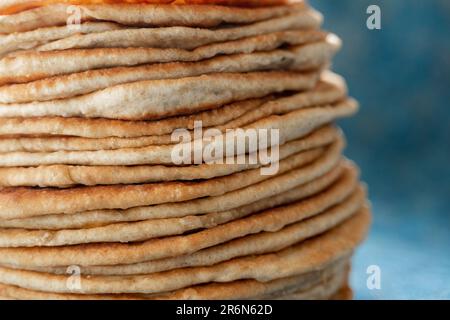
0, 0, 371, 300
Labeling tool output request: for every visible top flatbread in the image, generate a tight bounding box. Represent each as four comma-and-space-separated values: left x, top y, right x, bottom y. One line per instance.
0, 28, 328, 85
0, 33, 336, 103
35, 9, 320, 52
0, 2, 307, 33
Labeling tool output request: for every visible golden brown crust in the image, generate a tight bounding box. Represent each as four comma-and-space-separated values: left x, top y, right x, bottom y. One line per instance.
0, 155, 345, 231
0, 2, 303, 29
18, 181, 362, 276
0, 10, 323, 85
0, 162, 352, 269
0, 137, 344, 220
0, 34, 334, 103
0, 208, 370, 294
0, 22, 124, 58
0, 167, 363, 248
36, 9, 318, 52
0, 0, 369, 301
0, 80, 345, 153
0, 77, 345, 138
0, 127, 337, 188
0, 71, 320, 120
0, 136, 345, 221
0, 99, 357, 169
0, 256, 348, 300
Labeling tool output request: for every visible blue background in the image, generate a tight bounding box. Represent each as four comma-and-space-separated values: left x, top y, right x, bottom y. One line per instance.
311, 0, 450, 299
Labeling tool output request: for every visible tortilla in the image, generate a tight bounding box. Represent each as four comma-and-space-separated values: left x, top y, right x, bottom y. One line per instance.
0, 30, 330, 85
0, 127, 337, 187
0, 257, 348, 300
36, 9, 320, 52
0, 71, 320, 120
19, 183, 364, 275
0, 73, 346, 138
0, 136, 344, 220
0, 22, 124, 58
0, 82, 346, 153
0, 208, 370, 294
0, 164, 351, 269
0, 152, 345, 230
0, 165, 361, 247
0, 33, 336, 103
269, 272, 347, 300
0, 99, 357, 168
0, 75, 345, 145
0, 2, 306, 34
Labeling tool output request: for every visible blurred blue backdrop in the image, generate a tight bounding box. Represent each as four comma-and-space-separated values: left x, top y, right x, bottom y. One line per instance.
311, 0, 450, 299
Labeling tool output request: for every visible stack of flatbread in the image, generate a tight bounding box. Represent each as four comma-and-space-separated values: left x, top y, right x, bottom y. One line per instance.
0, 0, 371, 300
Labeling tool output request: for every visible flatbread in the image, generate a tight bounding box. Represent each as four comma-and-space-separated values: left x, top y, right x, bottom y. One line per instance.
0, 99, 356, 168
0, 2, 306, 34
0, 22, 124, 58
0, 71, 319, 120
0, 164, 361, 247
0, 82, 345, 153
80, 2, 306, 29
0, 257, 347, 300
20, 181, 364, 275
36, 9, 320, 52
0, 162, 350, 268
0, 165, 359, 270
0, 29, 329, 85
0, 98, 264, 138
0, 5, 71, 33
0, 74, 346, 139
0, 0, 367, 301
0, 135, 344, 220
0, 126, 337, 187
0, 33, 335, 104
0, 208, 370, 294
0, 151, 345, 230
158, 258, 350, 300
268, 271, 347, 300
